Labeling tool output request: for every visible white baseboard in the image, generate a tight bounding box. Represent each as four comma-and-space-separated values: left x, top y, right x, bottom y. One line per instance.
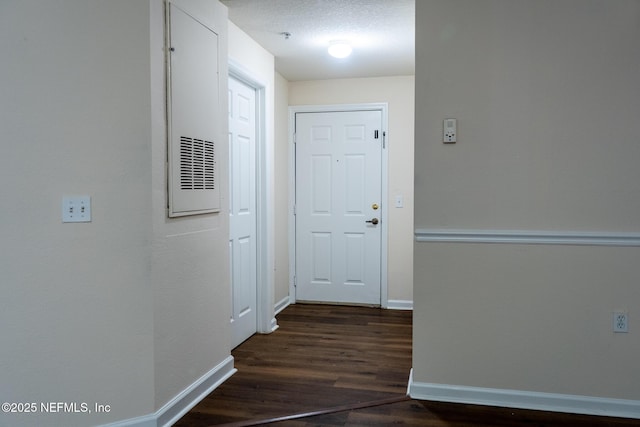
98, 412, 156, 427
408, 372, 640, 419
156, 356, 236, 426
262, 296, 289, 334
269, 317, 279, 333
387, 299, 413, 310
274, 295, 290, 315
100, 356, 236, 427
278, 294, 411, 311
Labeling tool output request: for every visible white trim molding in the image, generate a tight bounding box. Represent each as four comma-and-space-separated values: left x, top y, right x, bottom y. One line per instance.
409, 376, 640, 420
98, 412, 156, 427
415, 229, 640, 247
387, 299, 413, 310
274, 296, 290, 315
156, 356, 236, 426
100, 356, 236, 427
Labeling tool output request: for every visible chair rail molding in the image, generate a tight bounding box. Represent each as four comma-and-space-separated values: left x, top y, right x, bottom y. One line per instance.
414, 229, 640, 247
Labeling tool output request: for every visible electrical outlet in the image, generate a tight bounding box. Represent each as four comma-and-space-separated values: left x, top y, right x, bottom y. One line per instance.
613, 311, 628, 333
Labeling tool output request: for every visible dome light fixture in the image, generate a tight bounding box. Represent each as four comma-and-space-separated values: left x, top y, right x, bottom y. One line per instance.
328, 40, 352, 59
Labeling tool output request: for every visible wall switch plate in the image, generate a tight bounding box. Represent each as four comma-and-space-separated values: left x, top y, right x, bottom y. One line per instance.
395, 195, 404, 208
613, 311, 628, 333
443, 118, 457, 143
62, 196, 91, 223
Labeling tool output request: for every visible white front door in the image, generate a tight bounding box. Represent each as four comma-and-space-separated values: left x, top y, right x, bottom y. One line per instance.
295, 110, 383, 305
229, 76, 257, 348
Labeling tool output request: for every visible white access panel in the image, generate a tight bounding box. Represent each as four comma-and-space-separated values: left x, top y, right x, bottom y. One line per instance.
167, 4, 221, 216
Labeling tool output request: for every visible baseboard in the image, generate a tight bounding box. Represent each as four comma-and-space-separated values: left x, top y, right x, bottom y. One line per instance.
157, 355, 236, 426
280, 297, 412, 311
408, 373, 640, 419
386, 299, 413, 310
274, 295, 290, 315
269, 317, 279, 333
269, 296, 290, 333
97, 412, 156, 427
100, 356, 236, 427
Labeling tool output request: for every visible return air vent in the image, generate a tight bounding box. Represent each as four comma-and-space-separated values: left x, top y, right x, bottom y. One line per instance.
180, 136, 216, 190
166, 4, 221, 217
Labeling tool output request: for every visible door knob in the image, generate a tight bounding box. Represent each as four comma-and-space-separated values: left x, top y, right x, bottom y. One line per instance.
365, 218, 379, 225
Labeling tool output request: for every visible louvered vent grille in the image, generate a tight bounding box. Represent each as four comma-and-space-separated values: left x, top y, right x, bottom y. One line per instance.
179, 136, 216, 190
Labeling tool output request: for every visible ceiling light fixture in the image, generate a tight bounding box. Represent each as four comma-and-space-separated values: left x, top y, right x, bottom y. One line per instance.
328, 41, 352, 59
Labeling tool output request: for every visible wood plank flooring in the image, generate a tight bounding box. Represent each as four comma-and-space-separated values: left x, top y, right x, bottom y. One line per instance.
175, 304, 640, 427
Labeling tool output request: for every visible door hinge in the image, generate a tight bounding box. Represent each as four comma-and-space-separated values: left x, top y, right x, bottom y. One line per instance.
293, 204, 296, 215
293, 275, 297, 287
383, 131, 387, 149
293, 133, 297, 144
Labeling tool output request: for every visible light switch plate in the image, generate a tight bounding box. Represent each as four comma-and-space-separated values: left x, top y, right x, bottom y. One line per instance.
62, 196, 91, 223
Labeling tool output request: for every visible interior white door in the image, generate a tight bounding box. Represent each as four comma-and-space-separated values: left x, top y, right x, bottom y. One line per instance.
229, 76, 257, 348
295, 110, 383, 305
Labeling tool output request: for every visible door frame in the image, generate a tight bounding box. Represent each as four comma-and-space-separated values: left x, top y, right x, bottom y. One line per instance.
288, 103, 389, 307
229, 59, 277, 334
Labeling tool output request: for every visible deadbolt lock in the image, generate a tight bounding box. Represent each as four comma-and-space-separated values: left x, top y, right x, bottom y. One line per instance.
372, 203, 379, 210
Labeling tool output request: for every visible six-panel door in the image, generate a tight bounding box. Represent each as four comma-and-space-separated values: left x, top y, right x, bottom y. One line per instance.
295, 110, 383, 305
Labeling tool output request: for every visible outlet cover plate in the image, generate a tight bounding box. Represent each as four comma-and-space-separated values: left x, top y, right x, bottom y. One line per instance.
613, 311, 628, 333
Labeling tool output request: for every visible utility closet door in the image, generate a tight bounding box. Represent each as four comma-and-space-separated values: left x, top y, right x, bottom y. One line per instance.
295, 110, 383, 305
229, 76, 258, 348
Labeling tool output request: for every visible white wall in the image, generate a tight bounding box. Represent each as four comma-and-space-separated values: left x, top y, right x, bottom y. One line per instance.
289, 76, 415, 303
0, 1, 154, 425
0, 1, 233, 425
413, 0, 640, 412
152, 0, 231, 411
274, 72, 290, 306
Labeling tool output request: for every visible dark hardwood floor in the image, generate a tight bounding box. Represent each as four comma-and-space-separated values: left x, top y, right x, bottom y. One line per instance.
175, 304, 640, 427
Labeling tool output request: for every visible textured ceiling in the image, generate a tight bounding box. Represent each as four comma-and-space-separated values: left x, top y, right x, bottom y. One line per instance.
221, 0, 415, 81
